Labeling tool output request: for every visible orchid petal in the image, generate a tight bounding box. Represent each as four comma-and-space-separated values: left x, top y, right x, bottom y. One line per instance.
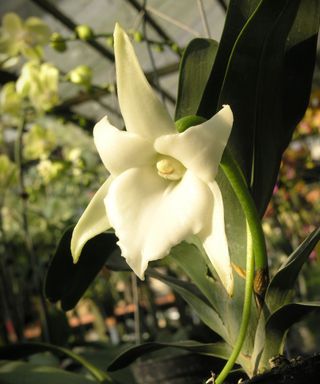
71, 178, 111, 263
106, 167, 212, 279
40, 63, 59, 91
25, 17, 51, 45
3, 13, 23, 37
155, 105, 233, 183
201, 181, 234, 296
114, 23, 175, 139
93, 116, 157, 176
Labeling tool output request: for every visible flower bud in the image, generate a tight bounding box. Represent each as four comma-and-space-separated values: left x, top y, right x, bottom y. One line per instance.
50, 32, 67, 52
133, 31, 143, 43
68, 65, 92, 87
106, 36, 114, 47
171, 43, 180, 54
75, 25, 94, 40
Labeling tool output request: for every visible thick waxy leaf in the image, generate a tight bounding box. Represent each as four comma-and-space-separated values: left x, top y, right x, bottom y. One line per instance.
0, 361, 95, 384
259, 302, 320, 371
45, 228, 119, 311
199, 0, 319, 215
0, 342, 110, 382
166, 169, 259, 364
108, 340, 231, 371
147, 268, 228, 340
197, 0, 260, 117
175, 38, 219, 120
266, 228, 320, 313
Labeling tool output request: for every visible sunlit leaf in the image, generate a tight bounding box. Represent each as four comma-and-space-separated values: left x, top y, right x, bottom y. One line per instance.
266, 228, 320, 313
175, 38, 218, 120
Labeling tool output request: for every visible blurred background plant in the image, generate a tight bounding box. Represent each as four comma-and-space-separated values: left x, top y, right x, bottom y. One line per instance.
0, 1, 319, 383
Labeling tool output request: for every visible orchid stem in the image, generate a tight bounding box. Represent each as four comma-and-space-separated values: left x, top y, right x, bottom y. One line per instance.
215, 221, 254, 384
214, 148, 268, 383
220, 148, 269, 296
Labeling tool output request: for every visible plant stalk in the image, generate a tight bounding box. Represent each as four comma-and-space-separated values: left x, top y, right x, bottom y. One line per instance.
215, 221, 254, 384
221, 148, 269, 298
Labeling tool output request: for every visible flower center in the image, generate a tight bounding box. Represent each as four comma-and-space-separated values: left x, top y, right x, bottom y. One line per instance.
156, 156, 185, 181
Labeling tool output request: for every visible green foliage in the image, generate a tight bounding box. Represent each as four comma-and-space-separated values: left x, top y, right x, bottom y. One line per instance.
0, 361, 95, 384
266, 228, 320, 313
175, 38, 218, 120
176, 0, 320, 216
108, 340, 231, 371
148, 265, 228, 340
0, 2, 319, 383
259, 302, 320, 372
0, 342, 111, 382
45, 229, 119, 310
107, 1, 320, 378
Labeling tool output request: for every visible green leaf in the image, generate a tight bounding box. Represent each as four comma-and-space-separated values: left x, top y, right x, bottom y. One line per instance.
76, 344, 138, 384
0, 361, 95, 384
175, 38, 219, 120
282, 0, 320, 132
0, 342, 111, 382
147, 268, 228, 340
108, 340, 231, 371
218, 0, 300, 214
199, 0, 319, 215
266, 228, 320, 313
168, 170, 258, 356
259, 302, 320, 371
197, 0, 260, 118
45, 228, 119, 310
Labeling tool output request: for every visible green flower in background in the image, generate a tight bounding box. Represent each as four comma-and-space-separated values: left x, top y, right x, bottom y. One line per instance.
16, 61, 59, 111
0, 82, 22, 115
68, 65, 93, 88
0, 154, 17, 192
0, 12, 51, 65
71, 24, 234, 295
23, 124, 57, 160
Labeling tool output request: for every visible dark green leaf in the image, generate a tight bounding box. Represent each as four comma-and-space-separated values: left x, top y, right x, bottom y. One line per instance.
175, 38, 219, 120
218, 0, 301, 214
198, 0, 260, 118
199, 0, 319, 215
104, 248, 131, 271
259, 302, 320, 370
77, 345, 138, 384
147, 268, 228, 340
282, 0, 320, 132
0, 361, 95, 384
0, 342, 111, 382
266, 228, 320, 313
167, 170, 258, 355
45, 228, 119, 311
108, 340, 231, 371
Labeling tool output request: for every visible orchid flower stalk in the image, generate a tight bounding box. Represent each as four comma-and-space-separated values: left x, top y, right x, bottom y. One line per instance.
71, 24, 234, 295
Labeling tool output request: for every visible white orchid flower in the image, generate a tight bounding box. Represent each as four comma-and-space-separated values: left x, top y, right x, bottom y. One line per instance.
71, 24, 234, 295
